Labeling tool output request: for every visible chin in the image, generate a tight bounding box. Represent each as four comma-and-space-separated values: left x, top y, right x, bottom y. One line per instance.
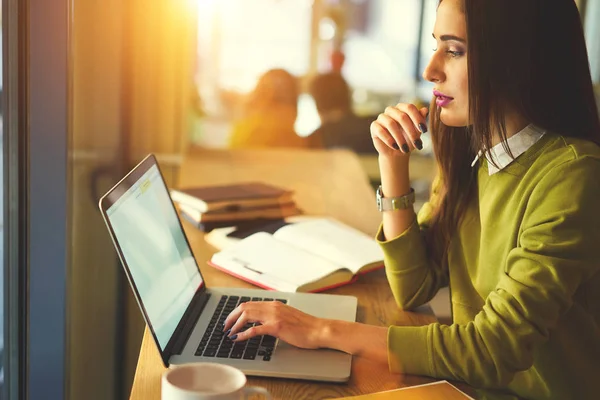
439, 109, 469, 127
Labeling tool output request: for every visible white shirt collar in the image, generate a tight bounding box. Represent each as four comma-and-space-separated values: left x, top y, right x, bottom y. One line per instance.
471, 124, 546, 175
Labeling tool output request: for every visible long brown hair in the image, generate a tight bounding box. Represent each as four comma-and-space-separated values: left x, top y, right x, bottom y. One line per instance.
244, 68, 299, 117
425, 0, 600, 268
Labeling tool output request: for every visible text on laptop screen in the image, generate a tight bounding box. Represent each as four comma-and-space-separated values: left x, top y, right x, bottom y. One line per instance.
106, 165, 202, 349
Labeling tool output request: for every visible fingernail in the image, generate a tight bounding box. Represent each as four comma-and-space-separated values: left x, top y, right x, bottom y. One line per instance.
418, 123, 428, 133
230, 334, 238, 340
401, 144, 410, 153
225, 329, 231, 334
392, 143, 400, 150
414, 139, 423, 150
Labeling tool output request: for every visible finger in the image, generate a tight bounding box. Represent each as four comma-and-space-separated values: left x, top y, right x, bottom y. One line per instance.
223, 302, 251, 331
370, 121, 399, 151
228, 310, 257, 337
373, 115, 408, 153
373, 136, 388, 150
396, 103, 429, 135
232, 324, 271, 342
379, 111, 412, 153
386, 106, 422, 150
394, 104, 429, 150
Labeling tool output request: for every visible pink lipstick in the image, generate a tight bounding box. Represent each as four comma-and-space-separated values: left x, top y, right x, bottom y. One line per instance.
433, 90, 454, 107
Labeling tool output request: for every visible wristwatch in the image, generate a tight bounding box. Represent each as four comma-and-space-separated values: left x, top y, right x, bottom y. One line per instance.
376, 186, 416, 211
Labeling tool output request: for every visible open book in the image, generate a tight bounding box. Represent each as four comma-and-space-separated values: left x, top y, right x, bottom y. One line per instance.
208, 218, 384, 292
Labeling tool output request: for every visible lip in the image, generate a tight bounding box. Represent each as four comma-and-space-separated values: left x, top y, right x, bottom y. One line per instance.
433, 90, 454, 107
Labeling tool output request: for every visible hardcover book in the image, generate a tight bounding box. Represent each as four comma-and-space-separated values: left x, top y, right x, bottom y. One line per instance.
178, 202, 300, 223
170, 182, 294, 213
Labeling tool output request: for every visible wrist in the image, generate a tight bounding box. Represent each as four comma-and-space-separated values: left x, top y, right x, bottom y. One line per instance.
378, 153, 410, 168
316, 319, 341, 350
379, 154, 410, 180
316, 320, 389, 360
379, 156, 411, 198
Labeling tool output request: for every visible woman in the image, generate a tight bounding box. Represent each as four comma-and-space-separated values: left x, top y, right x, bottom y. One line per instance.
224, 1, 600, 398
228, 68, 318, 149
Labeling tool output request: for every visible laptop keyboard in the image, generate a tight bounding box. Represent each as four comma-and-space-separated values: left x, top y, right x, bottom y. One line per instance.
195, 295, 287, 361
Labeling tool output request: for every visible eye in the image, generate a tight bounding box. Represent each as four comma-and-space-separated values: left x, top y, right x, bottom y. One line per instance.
447, 50, 464, 57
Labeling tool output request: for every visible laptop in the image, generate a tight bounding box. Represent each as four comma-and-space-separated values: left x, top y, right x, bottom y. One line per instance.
98, 154, 358, 382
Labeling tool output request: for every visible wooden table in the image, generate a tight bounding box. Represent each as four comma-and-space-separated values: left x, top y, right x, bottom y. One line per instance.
129, 148, 438, 400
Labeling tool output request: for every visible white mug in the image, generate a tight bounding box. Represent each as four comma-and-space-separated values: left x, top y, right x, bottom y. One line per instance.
162, 363, 272, 400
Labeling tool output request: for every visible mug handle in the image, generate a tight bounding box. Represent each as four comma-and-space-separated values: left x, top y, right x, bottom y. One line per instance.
243, 386, 272, 399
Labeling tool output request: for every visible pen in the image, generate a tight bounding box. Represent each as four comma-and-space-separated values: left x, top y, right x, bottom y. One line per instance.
232, 257, 263, 274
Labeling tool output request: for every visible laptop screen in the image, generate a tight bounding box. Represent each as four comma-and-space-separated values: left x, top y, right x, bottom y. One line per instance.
106, 164, 203, 349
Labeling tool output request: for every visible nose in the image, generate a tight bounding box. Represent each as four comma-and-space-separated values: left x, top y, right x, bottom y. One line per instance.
422, 52, 444, 83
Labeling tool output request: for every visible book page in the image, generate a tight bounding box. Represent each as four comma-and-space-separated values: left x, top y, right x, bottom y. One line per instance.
211, 232, 351, 291
273, 218, 383, 274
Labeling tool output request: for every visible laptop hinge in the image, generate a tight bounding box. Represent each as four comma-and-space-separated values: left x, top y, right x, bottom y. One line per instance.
169, 291, 211, 356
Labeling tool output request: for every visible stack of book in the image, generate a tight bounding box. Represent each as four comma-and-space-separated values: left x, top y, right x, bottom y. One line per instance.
170, 182, 300, 232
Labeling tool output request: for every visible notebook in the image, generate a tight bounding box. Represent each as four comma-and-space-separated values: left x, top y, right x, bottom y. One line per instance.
208, 218, 385, 292
338, 381, 475, 399
98, 154, 358, 382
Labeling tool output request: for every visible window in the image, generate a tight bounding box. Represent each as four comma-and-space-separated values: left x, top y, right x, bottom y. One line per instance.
584, 0, 600, 84
192, 0, 440, 148
1, 3, 5, 390
3, 0, 69, 398
342, 0, 423, 93
196, 0, 312, 98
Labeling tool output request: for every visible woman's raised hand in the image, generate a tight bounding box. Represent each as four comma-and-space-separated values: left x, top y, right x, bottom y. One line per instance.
223, 301, 326, 349
370, 103, 429, 157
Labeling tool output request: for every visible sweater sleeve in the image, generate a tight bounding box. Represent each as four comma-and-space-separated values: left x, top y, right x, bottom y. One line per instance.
376, 176, 449, 310
387, 158, 600, 387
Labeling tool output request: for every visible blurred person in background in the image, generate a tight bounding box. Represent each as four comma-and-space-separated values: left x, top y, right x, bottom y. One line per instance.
228, 68, 318, 149
308, 72, 377, 154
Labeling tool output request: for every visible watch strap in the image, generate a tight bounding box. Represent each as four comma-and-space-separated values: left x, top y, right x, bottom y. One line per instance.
377, 186, 416, 211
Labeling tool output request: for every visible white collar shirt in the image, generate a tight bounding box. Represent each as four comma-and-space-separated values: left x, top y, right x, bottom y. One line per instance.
471, 124, 546, 175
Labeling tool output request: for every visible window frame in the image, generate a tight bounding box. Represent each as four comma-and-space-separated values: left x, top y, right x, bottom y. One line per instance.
3, 0, 70, 398
3, 0, 28, 397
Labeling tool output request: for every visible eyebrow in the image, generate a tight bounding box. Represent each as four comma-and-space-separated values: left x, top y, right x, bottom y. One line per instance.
432, 33, 466, 43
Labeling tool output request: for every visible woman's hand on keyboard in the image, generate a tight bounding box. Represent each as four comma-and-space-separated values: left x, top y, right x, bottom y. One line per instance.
223, 300, 389, 363
222, 301, 326, 349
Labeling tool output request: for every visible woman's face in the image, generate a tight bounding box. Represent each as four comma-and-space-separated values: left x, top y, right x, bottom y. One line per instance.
423, 0, 469, 127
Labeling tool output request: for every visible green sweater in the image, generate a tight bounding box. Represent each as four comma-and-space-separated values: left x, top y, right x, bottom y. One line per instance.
377, 133, 600, 400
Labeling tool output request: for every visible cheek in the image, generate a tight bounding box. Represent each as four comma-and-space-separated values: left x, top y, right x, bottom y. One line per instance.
441, 68, 470, 127
456, 62, 469, 99
455, 63, 469, 118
